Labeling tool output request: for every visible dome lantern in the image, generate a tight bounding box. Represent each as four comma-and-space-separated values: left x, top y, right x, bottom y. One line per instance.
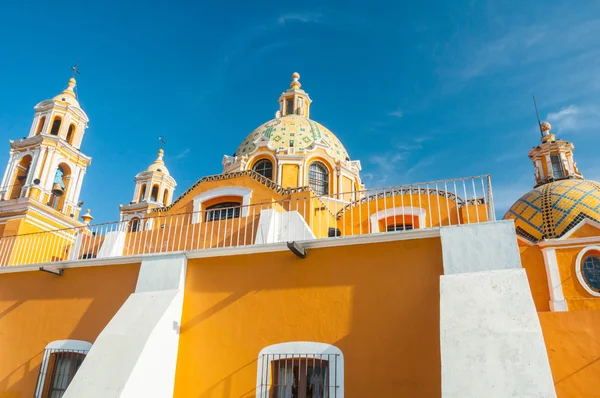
278, 72, 312, 118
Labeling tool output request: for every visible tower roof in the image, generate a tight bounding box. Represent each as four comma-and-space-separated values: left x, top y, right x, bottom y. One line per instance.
146, 149, 170, 175
52, 78, 80, 107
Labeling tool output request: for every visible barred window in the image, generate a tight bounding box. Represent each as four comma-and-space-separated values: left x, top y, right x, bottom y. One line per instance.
309, 162, 329, 196
205, 202, 241, 222
386, 224, 413, 232
582, 255, 600, 292
35, 341, 91, 398
253, 159, 273, 180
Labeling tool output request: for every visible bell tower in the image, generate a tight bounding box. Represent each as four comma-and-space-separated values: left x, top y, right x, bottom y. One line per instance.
529, 121, 583, 187
120, 148, 177, 224
0, 75, 92, 236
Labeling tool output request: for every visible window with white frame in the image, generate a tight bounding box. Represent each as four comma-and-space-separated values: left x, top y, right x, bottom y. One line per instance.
256, 342, 344, 398
308, 162, 329, 196
34, 340, 91, 398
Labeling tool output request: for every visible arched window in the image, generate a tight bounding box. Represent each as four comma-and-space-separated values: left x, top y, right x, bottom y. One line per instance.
49, 164, 71, 211
129, 217, 141, 232
150, 185, 159, 202
582, 255, 600, 292
139, 184, 146, 202
163, 189, 169, 205
253, 159, 273, 180
36, 116, 46, 135
205, 202, 241, 222
66, 124, 76, 145
50, 117, 62, 136
10, 155, 32, 199
308, 161, 329, 195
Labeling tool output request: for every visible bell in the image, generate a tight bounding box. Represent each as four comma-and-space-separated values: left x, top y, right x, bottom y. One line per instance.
51, 183, 64, 196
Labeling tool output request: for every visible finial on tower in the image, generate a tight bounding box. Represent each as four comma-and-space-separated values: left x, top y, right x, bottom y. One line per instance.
81, 209, 93, 225
290, 72, 301, 90
540, 121, 551, 134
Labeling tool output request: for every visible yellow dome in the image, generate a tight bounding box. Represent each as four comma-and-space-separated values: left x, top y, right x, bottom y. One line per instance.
236, 114, 350, 162
52, 78, 80, 107
146, 149, 170, 175
503, 179, 600, 242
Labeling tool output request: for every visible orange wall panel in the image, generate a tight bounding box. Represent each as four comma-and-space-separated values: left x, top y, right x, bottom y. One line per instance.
539, 310, 600, 398
174, 238, 443, 398
0, 263, 140, 397
519, 244, 550, 311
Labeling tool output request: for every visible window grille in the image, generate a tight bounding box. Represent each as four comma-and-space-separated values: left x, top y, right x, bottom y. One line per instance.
253, 159, 273, 180
257, 353, 340, 398
35, 347, 89, 398
309, 162, 329, 196
386, 224, 413, 232
205, 202, 241, 222
550, 154, 566, 179
582, 255, 600, 292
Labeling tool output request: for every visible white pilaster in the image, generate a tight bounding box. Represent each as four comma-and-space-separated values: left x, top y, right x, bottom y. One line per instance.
29, 114, 39, 137
541, 247, 568, 311
40, 148, 56, 191
277, 163, 283, 186
298, 164, 304, 186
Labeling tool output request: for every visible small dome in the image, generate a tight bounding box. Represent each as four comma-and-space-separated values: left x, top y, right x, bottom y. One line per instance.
52, 78, 80, 107
504, 179, 600, 241
146, 149, 170, 175
236, 114, 350, 163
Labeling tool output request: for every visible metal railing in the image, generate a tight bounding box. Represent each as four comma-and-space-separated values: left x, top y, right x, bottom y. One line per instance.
34, 347, 88, 398
257, 353, 341, 398
0, 175, 494, 267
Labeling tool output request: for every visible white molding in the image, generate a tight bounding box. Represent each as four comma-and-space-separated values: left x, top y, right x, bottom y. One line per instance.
191, 186, 252, 224
541, 248, 568, 311
369, 207, 427, 233
256, 342, 344, 398
539, 235, 600, 248
575, 245, 600, 297
34, 339, 91, 398
560, 218, 600, 240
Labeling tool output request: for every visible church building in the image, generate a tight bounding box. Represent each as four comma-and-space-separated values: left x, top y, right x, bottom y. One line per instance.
0, 72, 598, 398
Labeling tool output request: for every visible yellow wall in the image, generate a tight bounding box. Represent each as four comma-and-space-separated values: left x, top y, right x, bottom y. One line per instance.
518, 243, 550, 311
174, 238, 443, 397
555, 246, 600, 311
281, 164, 298, 188
539, 310, 600, 398
0, 263, 139, 397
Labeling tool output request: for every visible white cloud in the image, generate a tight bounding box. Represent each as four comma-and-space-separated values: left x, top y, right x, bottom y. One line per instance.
278, 12, 322, 25
173, 148, 190, 159
388, 107, 404, 118
546, 105, 599, 133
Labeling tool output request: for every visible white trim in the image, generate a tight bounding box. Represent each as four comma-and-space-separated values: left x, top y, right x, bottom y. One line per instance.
369, 207, 427, 233
560, 218, 600, 240
575, 245, 600, 297
541, 248, 568, 311
256, 342, 344, 398
539, 235, 600, 248
34, 339, 91, 398
191, 186, 252, 224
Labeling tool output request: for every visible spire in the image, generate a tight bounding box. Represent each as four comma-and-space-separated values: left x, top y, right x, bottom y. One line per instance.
146, 148, 170, 175
278, 72, 312, 118
290, 72, 302, 90
53, 77, 80, 106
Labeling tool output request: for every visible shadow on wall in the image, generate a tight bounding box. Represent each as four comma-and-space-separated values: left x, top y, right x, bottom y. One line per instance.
174, 238, 444, 398
0, 263, 140, 397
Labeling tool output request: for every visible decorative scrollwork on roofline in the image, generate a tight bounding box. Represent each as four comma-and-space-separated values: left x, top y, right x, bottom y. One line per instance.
334, 187, 466, 220
151, 170, 311, 213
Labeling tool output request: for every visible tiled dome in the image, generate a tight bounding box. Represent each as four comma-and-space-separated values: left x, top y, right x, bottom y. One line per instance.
235, 114, 350, 163
503, 179, 600, 242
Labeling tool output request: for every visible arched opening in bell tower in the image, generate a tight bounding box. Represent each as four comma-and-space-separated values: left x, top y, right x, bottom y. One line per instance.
66, 124, 76, 145
36, 116, 46, 135
50, 117, 62, 136
9, 155, 32, 199
150, 185, 159, 202
48, 163, 71, 211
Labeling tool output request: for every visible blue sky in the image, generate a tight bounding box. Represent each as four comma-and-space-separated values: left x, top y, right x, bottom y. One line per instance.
1, 0, 599, 223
